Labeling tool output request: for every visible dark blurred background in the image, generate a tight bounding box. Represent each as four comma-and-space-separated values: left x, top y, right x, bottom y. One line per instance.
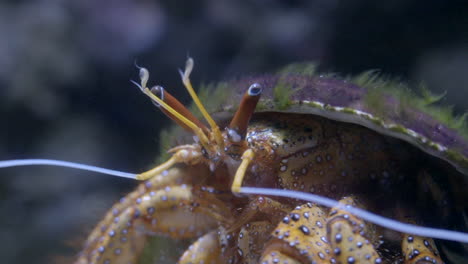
0, 0, 467, 263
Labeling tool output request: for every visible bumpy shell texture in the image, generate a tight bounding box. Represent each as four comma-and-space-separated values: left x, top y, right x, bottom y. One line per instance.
200, 64, 468, 176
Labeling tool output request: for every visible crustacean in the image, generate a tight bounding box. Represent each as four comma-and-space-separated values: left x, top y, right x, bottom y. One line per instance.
1, 58, 466, 263
70, 58, 467, 264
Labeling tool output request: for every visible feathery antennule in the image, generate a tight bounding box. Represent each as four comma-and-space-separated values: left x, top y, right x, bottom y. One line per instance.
133, 61, 149, 92
131, 66, 211, 150
179, 58, 224, 149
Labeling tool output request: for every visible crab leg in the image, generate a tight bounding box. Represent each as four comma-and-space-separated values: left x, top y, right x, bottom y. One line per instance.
75, 167, 233, 264
228, 196, 292, 232
261, 249, 303, 264
401, 233, 444, 264
77, 185, 231, 264
260, 203, 333, 263
237, 221, 275, 264
394, 206, 445, 264
82, 166, 194, 248
261, 197, 385, 264
326, 196, 383, 264
178, 231, 224, 264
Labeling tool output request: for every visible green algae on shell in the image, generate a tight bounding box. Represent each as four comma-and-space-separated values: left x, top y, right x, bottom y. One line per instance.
189, 65, 468, 177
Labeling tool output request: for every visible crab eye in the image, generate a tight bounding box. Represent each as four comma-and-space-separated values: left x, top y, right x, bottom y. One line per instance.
248, 83, 262, 96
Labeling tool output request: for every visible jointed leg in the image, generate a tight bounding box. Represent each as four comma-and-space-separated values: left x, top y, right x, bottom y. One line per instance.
261, 203, 332, 263
178, 231, 223, 264
82, 165, 199, 247
261, 197, 384, 264
401, 233, 444, 264
326, 196, 382, 264
228, 196, 292, 232
76, 164, 232, 264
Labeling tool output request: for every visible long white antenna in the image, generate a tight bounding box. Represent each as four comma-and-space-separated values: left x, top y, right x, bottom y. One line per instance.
1, 159, 466, 243
0, 159, 137, 179
240, 187, 468, 244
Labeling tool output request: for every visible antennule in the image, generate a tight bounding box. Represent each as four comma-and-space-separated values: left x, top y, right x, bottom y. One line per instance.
131, 65, 211, 150
179, 57, 224, 149
133, 64, 149, 92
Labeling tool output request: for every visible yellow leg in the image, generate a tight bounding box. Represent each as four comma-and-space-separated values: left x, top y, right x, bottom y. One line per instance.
178, 231, 223, 264
238, 221, 275, 263
261, 203, 332, 263
228, 196, 291, 232
83, 166, 193, 248
76, 184, 233, 264
401, 232, 444, 264
326, 196, 382, 264
261, 250, 303, 264
231, 148, 254, 193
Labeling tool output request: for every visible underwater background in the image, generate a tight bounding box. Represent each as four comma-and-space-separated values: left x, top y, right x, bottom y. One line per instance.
0, 1, 467, 263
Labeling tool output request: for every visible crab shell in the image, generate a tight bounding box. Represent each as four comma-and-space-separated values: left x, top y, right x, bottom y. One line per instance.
212, 70, 468, 177
191, 68, 468, 208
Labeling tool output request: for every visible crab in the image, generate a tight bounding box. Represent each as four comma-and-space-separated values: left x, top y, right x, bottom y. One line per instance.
74, 58, 467, 264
